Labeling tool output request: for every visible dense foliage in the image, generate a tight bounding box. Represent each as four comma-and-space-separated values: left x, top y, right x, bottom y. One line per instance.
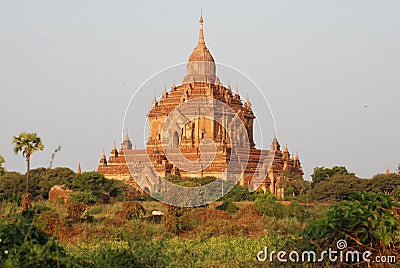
311, 174, 370, 201
311, 166, 353, 186
0, 168, 128, 203
0, 219, 72, 267
302, 192, 399, 265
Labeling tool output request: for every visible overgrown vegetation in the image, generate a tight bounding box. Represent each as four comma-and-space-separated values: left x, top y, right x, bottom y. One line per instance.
0, 168, 130, 203
0, 164, 399, 266
301, 192, 399, 266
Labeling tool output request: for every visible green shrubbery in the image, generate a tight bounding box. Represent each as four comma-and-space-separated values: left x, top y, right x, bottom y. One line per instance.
0, 168, 130, 204
0, 193, 21, 205
254, 195, 309, 222
165, 174, 216, 186
70, 191, 98, 205
301, 192, 399, 265
220, 185, 254, 202
216, 201, 239, 214
0, 220, 73, 267
80, 240, 171, 267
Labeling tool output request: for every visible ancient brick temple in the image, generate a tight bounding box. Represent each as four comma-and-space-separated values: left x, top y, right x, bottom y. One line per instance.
98, 16, 303, 198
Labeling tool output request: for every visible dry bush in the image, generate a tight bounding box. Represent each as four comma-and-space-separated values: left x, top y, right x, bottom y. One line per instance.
57, 225, 87, 243
169, 208, 235, 237
35, 211, 61, 236
102, 217, 129, 229
115, 201, 146, 220
190, 207, 232, 222
235, 202, 261, 219
66, 202, 90, 223
164, 204, 268, 238
163, 205, 194, 234
235, 213, 267, 237
21, 193, 32, 211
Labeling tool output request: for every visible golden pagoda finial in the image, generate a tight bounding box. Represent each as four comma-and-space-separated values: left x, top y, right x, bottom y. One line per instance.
235, 85, 239, 95
295, 151, 299, 161
198, 12, 205, 45
386, 167, 390, 175
77, 163, 81, 174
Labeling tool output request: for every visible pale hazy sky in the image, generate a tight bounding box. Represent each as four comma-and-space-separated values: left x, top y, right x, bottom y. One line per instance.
1, 1, 399, 179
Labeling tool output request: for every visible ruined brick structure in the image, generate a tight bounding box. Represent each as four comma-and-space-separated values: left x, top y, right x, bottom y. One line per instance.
98, 16, 303, 198
48, 185, 72, 204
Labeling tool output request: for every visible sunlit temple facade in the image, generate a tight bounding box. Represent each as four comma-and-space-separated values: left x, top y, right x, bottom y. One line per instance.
98, 16, 303, 198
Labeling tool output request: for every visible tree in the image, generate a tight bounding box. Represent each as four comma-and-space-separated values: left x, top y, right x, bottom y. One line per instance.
0, 171, 24, 204
370, 173, 400, 195
276, 171, 311, 198
311, 173, 370, 202
311, 166, 353, 186
221, 185, 252, 202
70, 171, 125, 199
302, 192, 399, 265
12, 132, 44, 194
0, 167, 78, 201
0, 155, 5, 175
39, 167, 76, 199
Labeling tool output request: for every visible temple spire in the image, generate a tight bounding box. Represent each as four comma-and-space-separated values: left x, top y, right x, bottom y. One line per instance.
111, 141, 118, 158
183, 13, 216, 84
100, 150, 107, 166
163, 83, 168, 97
198, 13, 205, 46
152, 90, 158, 107
122, 129, 133, 150
245, 93, 251, 108
113, 141, 117, 151
124, 129, 129, 141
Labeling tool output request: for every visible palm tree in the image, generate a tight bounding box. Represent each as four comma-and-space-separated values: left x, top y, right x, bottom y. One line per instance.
0, 155, 5, 175
12, 132, 44, 193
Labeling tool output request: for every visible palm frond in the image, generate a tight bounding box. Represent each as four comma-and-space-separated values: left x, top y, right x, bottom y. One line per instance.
12, 132, 44, 158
